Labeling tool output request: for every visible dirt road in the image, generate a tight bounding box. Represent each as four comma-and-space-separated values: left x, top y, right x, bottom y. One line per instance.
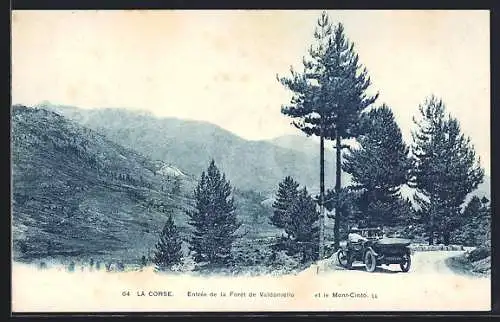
297, 250, 491, 311
313, 250, 468, 275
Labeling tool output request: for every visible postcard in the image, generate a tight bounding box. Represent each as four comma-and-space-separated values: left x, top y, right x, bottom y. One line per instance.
11, 9, 491, 312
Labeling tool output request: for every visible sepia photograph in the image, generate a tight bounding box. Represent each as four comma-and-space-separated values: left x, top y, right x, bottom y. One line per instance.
11, 9, 491, 312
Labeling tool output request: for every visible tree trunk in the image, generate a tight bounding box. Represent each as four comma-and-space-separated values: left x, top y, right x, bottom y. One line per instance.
319, 134, 325, 260
443, 230, 450, 246
429, 209, 434, 246
334, 135, 342, 250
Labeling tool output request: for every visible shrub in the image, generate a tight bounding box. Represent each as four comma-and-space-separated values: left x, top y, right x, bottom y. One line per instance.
270, 250, 300, 272
467, 247, 490, 262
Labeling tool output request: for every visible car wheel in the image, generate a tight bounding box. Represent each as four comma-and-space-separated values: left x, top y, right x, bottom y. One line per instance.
400, 254, 411, 272
364, 250, 377, 273
337, 250, 352, 269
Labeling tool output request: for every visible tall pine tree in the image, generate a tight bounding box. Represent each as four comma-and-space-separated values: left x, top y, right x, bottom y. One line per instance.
278, 12, 378, 255
322, 23, 378, 250
410, 96, 484, 245
271, 176, 300, 230
277, 12, 332, 259
188, 159, 241, 268
342, 105, 413, 227
153, 213, 183, 271
287, 187, 320, 264
272, 185, 320, 264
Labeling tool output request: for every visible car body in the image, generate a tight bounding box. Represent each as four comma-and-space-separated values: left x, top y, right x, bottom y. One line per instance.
337, 227, 412, 272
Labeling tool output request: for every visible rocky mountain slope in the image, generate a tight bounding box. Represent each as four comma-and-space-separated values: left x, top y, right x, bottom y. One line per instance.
11, 105, 275, 263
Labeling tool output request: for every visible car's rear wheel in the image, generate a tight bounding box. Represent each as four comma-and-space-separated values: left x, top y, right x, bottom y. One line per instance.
364, 251, 377, 273
400, 253, 411, 272
337, 250, 352, 269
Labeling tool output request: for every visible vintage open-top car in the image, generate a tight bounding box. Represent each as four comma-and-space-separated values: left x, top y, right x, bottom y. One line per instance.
337, 227, 412, 273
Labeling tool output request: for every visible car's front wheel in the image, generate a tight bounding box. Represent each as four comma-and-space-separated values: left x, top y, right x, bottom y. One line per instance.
337, 249, 352, 269
400, 253, 411, 272
364, 250, 377, 273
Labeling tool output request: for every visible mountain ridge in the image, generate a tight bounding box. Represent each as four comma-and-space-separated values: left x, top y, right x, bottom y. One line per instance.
40, 103, 343, 195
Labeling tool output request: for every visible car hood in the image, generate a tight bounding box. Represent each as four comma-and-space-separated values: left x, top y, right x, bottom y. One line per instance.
375, 237, 411, 246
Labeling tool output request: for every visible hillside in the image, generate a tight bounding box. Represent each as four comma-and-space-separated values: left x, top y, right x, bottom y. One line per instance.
40, 103, 340, 194
11, 105, 276, 263
268, 134, 334, 156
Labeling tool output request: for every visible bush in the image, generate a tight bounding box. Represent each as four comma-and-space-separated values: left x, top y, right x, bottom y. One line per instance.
472, 256, 491, 274
170, 256, 196, 273
232, 239, 275, 267
467, 247, 490, 262
270, 250, 301, 273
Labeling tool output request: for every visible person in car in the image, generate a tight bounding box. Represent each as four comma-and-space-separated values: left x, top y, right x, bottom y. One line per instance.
348, 226, 368, 243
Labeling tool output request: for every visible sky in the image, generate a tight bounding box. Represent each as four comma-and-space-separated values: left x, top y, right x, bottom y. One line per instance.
11, 10, 490, 174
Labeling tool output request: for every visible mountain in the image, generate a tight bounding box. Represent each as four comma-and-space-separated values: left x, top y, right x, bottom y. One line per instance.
267, 134, 352, 191
11, 105, 276, 262
268, 134, 334, 155
41, 103, 342, 195
11, 105, 194, 262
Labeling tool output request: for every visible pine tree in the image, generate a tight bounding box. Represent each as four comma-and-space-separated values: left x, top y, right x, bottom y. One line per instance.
153, 213, 183, 271
452, 196, 491, 247
287, 187, 320, 263
459, 196, 482, 246
270, 176, 300, 230
410, 96, 484, 245
343, 105, 413, 227
278, 12, 378, 254
188, 159, 241, 268
322, 22, 379, 251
